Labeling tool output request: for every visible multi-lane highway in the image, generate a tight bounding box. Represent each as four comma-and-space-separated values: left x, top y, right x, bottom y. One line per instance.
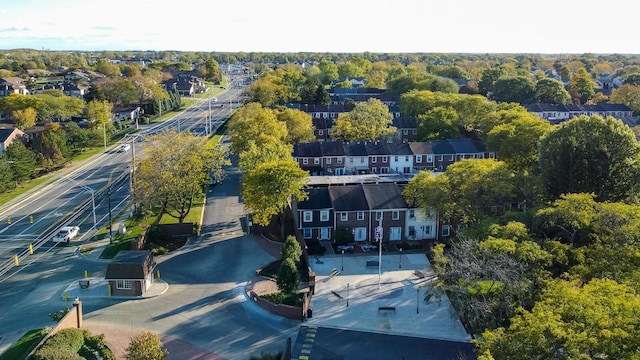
0, 77, 246, 279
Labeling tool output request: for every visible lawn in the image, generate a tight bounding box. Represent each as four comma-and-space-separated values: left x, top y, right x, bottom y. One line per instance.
0, 328, 47, 360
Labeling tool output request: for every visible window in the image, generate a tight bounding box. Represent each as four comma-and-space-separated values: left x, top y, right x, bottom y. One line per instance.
394, 156, 399, 161
303, 228, 312, 239
426, 155, 433, 163
303, 211, 313, 222
314, 158, 320, 164
425, 226, 431, 234
405, 156, 409, 162
392, 211, 399, 220
408, 226, 416, 237
326, 157, 331, 164
337, 158, 343, 164
416, 155, 422, 163
349, 157, 354, 163
116, 279, 132, 290
442, 225, 450, 237
320, 210, 329, 221
403, 129, 408, 135
408, 209, 415, 218
382, 156, 388, 163
376, 211, 382, 221
438, 155, 443, 161
360, 157, 365, 163
357, 211, 365, 220
450, 155, 455, 161
340, 212, 348, 221
372, 157, 377, 163
303, 158, 308, 165
412, 129, 417, 135
372, 167, 377, 173
318, 129, 324, 135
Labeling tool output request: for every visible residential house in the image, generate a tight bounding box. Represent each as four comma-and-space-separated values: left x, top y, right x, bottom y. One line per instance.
321, 140, 346, 175
0, 128, 25, 155
388, 142, 414, 174
296, 182, 437, 244
0, 77, 29, 96
112, 106, 143, 124
343, 142, 369, 174
392, 116, 418, 142
364, 140, 391, 174
525, 103, 636, 125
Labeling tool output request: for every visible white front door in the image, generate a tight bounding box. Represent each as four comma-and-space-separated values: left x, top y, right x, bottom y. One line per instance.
354, 227, 367, 241
390, 227, 401, 241
320, 227, 330, 240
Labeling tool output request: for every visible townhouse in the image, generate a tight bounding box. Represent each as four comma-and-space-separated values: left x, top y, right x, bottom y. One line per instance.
295, 182, 437, 244
293, 138, 492, 175
525, 103, 635, 125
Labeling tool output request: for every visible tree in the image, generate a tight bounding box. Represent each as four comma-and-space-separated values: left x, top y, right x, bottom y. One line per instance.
241, 159, 308, 240
610, 84, 640, 115
490, 76, 536, 104
568, 68, 596, 104
478, 67, 508, 96
331, 98, 396, 142
538, 115, 640, 202
0, 93, 44, 119
33, 89, 84, 123
11, 107, 36, 130
238, 139, 293, 174
227, 102, 287, 155
85, 100, 113, 131
274, 107, 315, 144
416, 106, 460, 140
622, 73, 640, 86
281, 235, 302, 265
535, 78, 571, 104
134, 131, 228, 223
276, 258, 300, 294
124, 330, 168, 360
5, 142, 36, 183
476, 278, 640, 360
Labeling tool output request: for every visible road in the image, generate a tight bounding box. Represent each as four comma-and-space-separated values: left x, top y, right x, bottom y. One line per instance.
0, 80, 243, 278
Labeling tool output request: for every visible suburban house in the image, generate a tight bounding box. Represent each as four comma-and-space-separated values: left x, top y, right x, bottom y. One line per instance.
0, 127, 25, 155
525, 103, 636, 125
392, 116, 418, 142
105, 250, 156, 297
293, 138, 493, 176
112, 106, 143, 123
294, 182, 437, 244
328, 88, 400, 107
0, 77, 29, 97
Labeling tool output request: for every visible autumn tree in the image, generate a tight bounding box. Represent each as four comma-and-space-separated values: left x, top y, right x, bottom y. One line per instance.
11, 107, 37, 130
610, 84, 640, 115
568, 68, 596, 104
124, 331, 169, 360
241, 158, 308, 240
33, 89, 84, 122
134, 131, 228, 222
538, 115, 640, 202
331, 98, 396, 142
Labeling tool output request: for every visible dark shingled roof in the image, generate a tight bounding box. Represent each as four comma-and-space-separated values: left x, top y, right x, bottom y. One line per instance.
298, 187, 332, 210
105, 250, 153, 280
328, 185, 368, 211
362, 183, 406, 210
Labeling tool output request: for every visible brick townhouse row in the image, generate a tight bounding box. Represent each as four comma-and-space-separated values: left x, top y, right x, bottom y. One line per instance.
292, 138, 494, 176
294, 183, 440, 244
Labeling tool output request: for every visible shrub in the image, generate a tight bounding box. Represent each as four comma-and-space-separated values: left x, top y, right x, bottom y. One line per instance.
276, 258, 300, 293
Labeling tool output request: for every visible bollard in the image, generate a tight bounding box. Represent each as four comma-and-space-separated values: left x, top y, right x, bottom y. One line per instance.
63, 291, 68, 302
13, 255, 18, 266
157, 270, 160, 279
29, 244, 33, 255
108, 284, 112, 296
29, 215, 33, 223
7, 216, 10, 224
84, 270, 88, 278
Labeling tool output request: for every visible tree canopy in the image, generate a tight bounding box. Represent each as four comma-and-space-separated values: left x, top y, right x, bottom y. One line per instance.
330, 98, 396, 142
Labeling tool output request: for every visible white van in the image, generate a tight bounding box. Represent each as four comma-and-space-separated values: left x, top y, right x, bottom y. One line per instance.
118, 144, 131, 152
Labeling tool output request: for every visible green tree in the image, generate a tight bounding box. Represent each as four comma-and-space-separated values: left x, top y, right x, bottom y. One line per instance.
610, 84, 640, 115
0, 92, 44, 119
274, 107, 315, 144
5, 142, 36, 183
476, 278, 640, 360
535, 78, 571, 104
281, 235, 302, 265
276, 258, 300, 294
241, 159, 308, 239
622, 73, 640, 86
318, 59, 339, 85
538, 115, 640, 202
534, 193, 599, 246
33, 89, 84, 122
478, 67, 508, 96
124, 331, 168, 360
238, 139, 293, 174
228, 102, 287, 155
416, 106, 460, 140
331, 98, 396, 142
85, 100, 114, 131
134, 131, 228, 222
490, 76, 536, 104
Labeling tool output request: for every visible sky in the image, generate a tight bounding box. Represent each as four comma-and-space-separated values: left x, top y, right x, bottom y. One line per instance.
0, 0, 637, 54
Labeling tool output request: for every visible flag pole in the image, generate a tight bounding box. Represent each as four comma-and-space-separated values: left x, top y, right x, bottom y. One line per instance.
378, 217, 382, 288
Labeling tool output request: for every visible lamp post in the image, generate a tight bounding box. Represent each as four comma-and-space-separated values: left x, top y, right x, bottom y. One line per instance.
341, 249, 344, 271
107, 185, 113, 243
346, 283, 349, 307
416, 288, 420, 313
399, 247, 403, 268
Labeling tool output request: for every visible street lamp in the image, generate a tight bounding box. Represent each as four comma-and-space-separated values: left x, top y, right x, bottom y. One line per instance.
399, 247, 403, 269
346, 283, 350, 307
107, 185, 113, 243
341, 249, 344, 271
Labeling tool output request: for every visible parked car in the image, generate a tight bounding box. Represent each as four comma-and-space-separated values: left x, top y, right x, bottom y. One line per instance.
361, 244, 377, 252
337, 244, 354, 252
52, 226, 80, 243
